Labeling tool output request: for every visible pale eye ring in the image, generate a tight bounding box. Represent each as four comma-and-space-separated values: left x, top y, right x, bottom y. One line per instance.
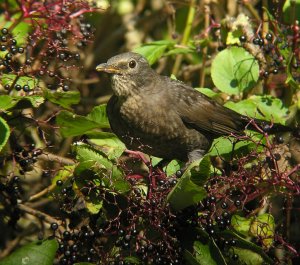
128, 60, 136, 68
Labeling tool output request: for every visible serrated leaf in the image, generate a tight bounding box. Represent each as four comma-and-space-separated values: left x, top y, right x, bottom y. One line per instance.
250, 214, 275, 249
86, 132, 126, 160
283, 0, 300, 23
2, 74, 38, 88
44, 90, 80, 109
0, 95, 44, 111
167, 158, 207, 211
211, 47, 259, 95
123, 256, 141, 264
56, 105, 110, 137
56, 111, 99, 137
208, 136, 255, 157
225, 95, 288, 124
134, 40, 175, 65
74, 143, 130, 193
195, 88, 218, 98
0, 239, 58, 265
233, 248, 264, 265
193, 241, 218, 265
86, 104, 110, 128
0, 14, 30, 45
0, 116, 10, 152
184, 250, 201, 265
231, 215, 253, 236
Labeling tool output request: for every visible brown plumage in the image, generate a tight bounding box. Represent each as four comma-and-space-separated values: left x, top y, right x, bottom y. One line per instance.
96, 52, 290, 162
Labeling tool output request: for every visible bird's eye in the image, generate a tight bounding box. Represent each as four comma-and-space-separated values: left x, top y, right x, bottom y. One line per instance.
128, 60, 136, 68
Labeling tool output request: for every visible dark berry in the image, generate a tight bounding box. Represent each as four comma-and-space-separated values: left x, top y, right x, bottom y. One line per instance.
276, 136, 284, 144
274, 153, 281, 161
1, 28, 8, 35
50, 222, 59, 230
63, 231, 71, 239
59, 53, 66, 60
18, 47, 24, 53
222, 211, 230, 219
230, 239, 236, 246
48, 71, 55, 77
265, 33, 272, 41
263, 71, 269, 78
15, 84, 22, 91
5, 53, 12, 59
235, 200, 241, 207
39, 70, 45, 76
253, 37, 260, 45
25, 59, 32, 65
272, 68, 278, 74
0, 45, 6, 51
221, 202, 228, 209
74, 53, 80, 60
1, 35, 7, 42
232, 254, 239, 260
4, 84, 10, 90
175, 170, 183, 178
56, 180, 63, 186
239, 35, 246, 42
11, 39, 17, 45
23, 85, 30, 92
63, 84, 69, 91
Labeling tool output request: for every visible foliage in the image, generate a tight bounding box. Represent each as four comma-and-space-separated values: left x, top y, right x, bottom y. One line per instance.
0, 0, 299, 265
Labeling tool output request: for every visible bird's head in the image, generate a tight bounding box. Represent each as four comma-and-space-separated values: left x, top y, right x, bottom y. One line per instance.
96, 52, 154, 98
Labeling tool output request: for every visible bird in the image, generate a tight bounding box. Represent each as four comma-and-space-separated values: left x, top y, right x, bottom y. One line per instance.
96, 52, 291, 162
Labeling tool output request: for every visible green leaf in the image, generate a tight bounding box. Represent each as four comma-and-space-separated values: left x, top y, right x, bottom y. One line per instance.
74, 143, 130, 193
0, 239, 58, 265
231, 215, 253, 236
0, 14, 30, 46
56, 111, 99, 137
0, 95, 44, 111
283, 0, 300, 23
249, 214, 275, 249
233, 248, 264, 265
0, 116, 10, 152
211, 47, 259, 95
56, 105, 110, 137
134, 40, 175, 65
225, 95, 288, 124
184, 250, 201, 265
74, 262, 95, 265
123, 256, 141, 264
219, 230, 273, 264
2, 74, 38, 89
193, 241, 218, 265
164, 46, 195, 56
44, 90, 80, 109
164, 159, 182, 176
190, 156, 211, 186
208, 136, 255, 157
86, 132, 126, 160
86, 105, 110, 128
167, 158, 207, 211
195, 88, 218, 98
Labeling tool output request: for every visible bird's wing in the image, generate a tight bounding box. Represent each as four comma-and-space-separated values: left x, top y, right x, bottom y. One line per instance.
168, 80, 246, 137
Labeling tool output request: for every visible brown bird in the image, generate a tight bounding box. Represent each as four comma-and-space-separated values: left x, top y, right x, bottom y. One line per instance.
96, 52, 290, 162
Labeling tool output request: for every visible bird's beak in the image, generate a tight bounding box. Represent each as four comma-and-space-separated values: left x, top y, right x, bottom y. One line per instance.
96, 63, 121, 74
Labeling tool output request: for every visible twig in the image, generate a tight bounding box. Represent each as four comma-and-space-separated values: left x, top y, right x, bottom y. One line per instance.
18, 203, 64, 234
39, 152, 75, 165
199, 0, 210, 87
172, 0, 196, 75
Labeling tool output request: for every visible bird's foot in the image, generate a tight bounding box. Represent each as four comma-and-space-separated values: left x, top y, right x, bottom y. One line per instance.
125, 149, 150, 166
